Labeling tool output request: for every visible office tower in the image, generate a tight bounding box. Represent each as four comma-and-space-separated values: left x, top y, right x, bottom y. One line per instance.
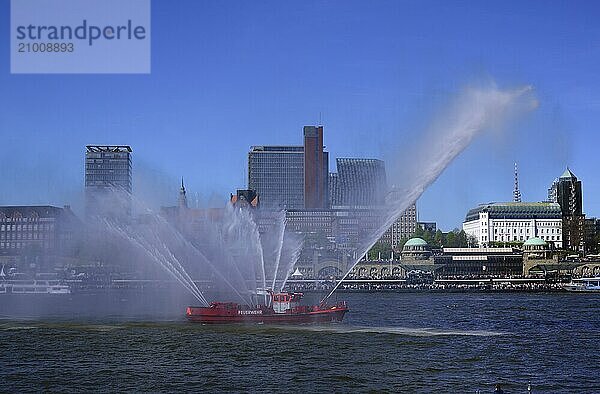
329, 158, 387, 207
381, 203, 418, 248
557, 168, 582, 216
557, 168, 585, 251
85, 145, 132, 218
248, 145, 305, 209
303, 126, 328, 209
547, 178, 559, 203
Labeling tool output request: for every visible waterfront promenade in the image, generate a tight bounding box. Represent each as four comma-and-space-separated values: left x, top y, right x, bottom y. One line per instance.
285, 277, 568, 293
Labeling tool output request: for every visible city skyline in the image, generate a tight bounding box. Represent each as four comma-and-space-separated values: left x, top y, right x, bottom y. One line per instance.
1, 1, 599, 230
2, 3, 600, 391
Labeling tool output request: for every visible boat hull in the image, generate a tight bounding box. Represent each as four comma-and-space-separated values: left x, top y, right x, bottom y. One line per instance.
563, 286, 600, 293
186, 305, 348, 324
563, 278, 600, 293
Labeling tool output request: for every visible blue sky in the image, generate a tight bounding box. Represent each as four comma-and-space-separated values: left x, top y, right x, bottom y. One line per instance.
0, 0, 599, 230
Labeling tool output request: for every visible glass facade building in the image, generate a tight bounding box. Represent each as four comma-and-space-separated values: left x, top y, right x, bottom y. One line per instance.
557, 168, 585, 251
381, 203, 418, 248
329, 158, 387, 207
248, 146, 305, 209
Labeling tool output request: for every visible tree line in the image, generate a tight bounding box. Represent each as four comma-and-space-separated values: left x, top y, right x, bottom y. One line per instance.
367, 227, 474, 260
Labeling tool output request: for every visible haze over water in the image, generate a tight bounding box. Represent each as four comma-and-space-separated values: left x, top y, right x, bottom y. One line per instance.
88, 83, 539, 306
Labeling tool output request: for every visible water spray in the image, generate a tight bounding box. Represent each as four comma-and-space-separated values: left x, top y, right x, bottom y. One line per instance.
321, 83, 538, 303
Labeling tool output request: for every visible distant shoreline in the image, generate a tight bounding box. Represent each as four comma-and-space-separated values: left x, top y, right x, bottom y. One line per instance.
299, 288, 571, 294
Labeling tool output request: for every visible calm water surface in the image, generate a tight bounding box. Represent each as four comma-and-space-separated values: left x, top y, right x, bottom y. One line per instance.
1, 292, 598, 393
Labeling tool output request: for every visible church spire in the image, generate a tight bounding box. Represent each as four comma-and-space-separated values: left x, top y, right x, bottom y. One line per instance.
178, 177, 188, 208
513, 162, 522, 202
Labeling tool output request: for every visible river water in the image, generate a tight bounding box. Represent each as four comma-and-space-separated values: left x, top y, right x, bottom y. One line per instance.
1, 292, 598, 393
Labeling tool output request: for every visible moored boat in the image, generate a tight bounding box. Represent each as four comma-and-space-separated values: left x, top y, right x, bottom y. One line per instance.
186, 291, 348, 324
0, 280, 71, 295
563, 277, 600, 293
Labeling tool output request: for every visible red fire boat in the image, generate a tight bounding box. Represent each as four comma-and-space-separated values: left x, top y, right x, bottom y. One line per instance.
186, 291, 348, 324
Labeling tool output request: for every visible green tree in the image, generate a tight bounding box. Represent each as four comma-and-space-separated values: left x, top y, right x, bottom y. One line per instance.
457, 230, 468, 247
368, 242, 392, 260
433, 230, 444, 248
414, 224, 436, 246
446, 231, 457, 247
394, 237, 409, 253
413, 226, 425, 239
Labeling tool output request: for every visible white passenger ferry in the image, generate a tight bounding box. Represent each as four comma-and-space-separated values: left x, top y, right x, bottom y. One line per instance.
0, 280, 71, 295
563, 277, 600, 293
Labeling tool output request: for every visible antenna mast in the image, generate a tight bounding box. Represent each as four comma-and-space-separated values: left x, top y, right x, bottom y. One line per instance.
513, 162, 522, 202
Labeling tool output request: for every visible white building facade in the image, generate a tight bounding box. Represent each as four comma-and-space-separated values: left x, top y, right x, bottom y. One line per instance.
463, 202, 562, 248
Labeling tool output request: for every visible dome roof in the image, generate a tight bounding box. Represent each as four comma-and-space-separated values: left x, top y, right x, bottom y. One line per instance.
524, 237, 547, 246
404, 237, 428, 247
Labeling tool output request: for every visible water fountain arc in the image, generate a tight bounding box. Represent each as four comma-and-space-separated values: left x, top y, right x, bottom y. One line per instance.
321, 84, 538, 302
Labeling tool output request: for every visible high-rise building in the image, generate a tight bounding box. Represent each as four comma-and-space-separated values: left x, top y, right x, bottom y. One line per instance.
303, 126, 329, 209
85, 145, 132, 217
380, 203, 418, 248
547, 178, 559, 203
557, 168, 582, 216
329, 158, 387, 207
247, 125, 330, 209
248, 146, 304, 209
556, 168, 585, 252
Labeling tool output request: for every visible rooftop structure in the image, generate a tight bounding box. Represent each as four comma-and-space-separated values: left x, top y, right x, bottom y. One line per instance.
404, 237, 428, 247
523, 237, 548, 247
85, 145, 132, 153
465, 202, 562, 222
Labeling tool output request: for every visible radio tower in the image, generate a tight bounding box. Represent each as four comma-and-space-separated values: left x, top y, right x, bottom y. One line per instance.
513, 163, 522, 202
